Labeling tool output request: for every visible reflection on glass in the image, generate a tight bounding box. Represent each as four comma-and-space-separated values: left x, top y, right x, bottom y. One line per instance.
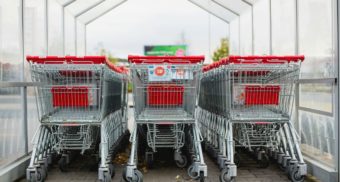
0, 88, 24, 169
253, 0, 270, 54
298, 0, 334, 78
299, 83, 333, 113
300, 111, 335, 168
271, 0, 295, 54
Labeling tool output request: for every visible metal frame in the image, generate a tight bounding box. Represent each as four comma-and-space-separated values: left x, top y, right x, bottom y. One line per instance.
240, 0, 254, 54
211, 0, 241, 54
60, 0, 76, 55
0, 0, 339, 181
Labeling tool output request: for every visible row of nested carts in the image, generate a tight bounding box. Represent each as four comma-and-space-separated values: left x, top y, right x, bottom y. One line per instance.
25, 55, 307, 182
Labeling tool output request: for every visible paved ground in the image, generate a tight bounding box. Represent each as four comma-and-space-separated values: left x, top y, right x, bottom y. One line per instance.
19, 148, 295, 182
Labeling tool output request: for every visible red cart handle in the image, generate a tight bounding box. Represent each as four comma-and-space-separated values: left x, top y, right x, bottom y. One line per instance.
26, 56, 107, 64
26, 55, 127, 74
128, 55, 205, 64
105, 59, 128, 74
226, 55, 305, 64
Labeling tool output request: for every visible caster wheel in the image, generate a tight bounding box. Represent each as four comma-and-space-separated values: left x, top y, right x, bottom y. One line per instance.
258, 154, 270, 168
289, 167, 305, 182
28, 171, 36, 182
146, 158, 154, 169
58, 156, 68, 172
219, 167, 235, 182
175, 154, 187, 168
109, 164, 115, 178
279, 164, 286, 171
199, 171, 205, 182
122, 168, 143, 182
35, 167, 46, 182
187, 165, 199, 180
102, 171, 112, 182
122, 167, 128, 181
134, 170, 143, 182
234, 153, 241, 167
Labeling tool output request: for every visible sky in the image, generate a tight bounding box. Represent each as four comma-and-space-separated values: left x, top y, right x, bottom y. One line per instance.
86, 0, 229, 63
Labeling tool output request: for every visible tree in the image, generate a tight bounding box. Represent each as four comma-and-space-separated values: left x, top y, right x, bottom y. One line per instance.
94, 42, 118, 64
99, 48, 118, 64
212, 38, 229, 62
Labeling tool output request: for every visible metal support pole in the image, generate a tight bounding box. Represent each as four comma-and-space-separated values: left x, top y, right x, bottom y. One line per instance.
84, 25, 87, 56
62, 7, 65, 55
19, 0, 28, 155
240, 0, 254, 54
269, 0, 272, 54
60, 0, 76, 56
335, 0, 339, 174
251, 6, 254, 54
45, 0, 48, 55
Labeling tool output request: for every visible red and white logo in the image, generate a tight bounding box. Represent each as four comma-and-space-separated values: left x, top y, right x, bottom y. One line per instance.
155, 66, 165, 76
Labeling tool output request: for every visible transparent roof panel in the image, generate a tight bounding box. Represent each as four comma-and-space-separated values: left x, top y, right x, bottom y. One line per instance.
77, 0, 127, 24
242, 0, 255, 5
57, 0, 76, 6
188, 0, 238, 22
66, 0, 104, 17
212, 0, 251, 14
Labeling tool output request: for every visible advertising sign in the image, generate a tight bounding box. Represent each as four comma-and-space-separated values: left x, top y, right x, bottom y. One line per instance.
144, 45, 187, 56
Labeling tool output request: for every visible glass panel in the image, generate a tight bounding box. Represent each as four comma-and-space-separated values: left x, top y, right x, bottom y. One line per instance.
298, 0, 334, 78
300, 111, 335, 168
0, 88, 24, 169
76, 21, 86, 56
210, 16, 229, 62
0, 0, 22, 82
48, 0, 63, 55
299, 83, 333, 113
239, 10, 252, 55
79, 0, 236, 24
65, 12, 76, 55
85, 0, 228, 61
229, 20, 239, 54
213, 0, 251, 14
66, 0, 103, 16
253, 0, 270, 54
24, 0, 45, 151
271, 0, 295, 54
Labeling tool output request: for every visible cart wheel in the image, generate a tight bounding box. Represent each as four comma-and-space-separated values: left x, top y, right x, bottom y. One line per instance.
287, 163, 295, 180
122, 167, 128, 182
35, 167, 46, 182
102, 171, 112, 182
219, 167, 235, 182
134, 170, 143, 182
146, 157, 154, 169
58, 156, 68, 172
199, 171, 205, 182
234, 153, 241, 167
108, 164, 115, 177
122, 168, 143, 182
279, 162, 286, 171
289, 167, 305, 182
258, 154, 270, 168
175, 154, 187, 168
187, 165, 199, 180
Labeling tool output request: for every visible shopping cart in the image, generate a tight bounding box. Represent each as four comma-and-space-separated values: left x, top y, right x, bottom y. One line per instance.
197, 56, 307, 182
25, 56, 129, 182
124, 55, 207, 182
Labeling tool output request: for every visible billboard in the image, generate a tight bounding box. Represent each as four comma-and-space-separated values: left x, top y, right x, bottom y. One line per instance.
144, 45, 187, 56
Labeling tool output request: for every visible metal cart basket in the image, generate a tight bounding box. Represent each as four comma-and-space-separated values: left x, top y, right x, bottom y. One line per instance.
26, 56, 129, 182
124, 55, 207, 182
198, 56, 307, 182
